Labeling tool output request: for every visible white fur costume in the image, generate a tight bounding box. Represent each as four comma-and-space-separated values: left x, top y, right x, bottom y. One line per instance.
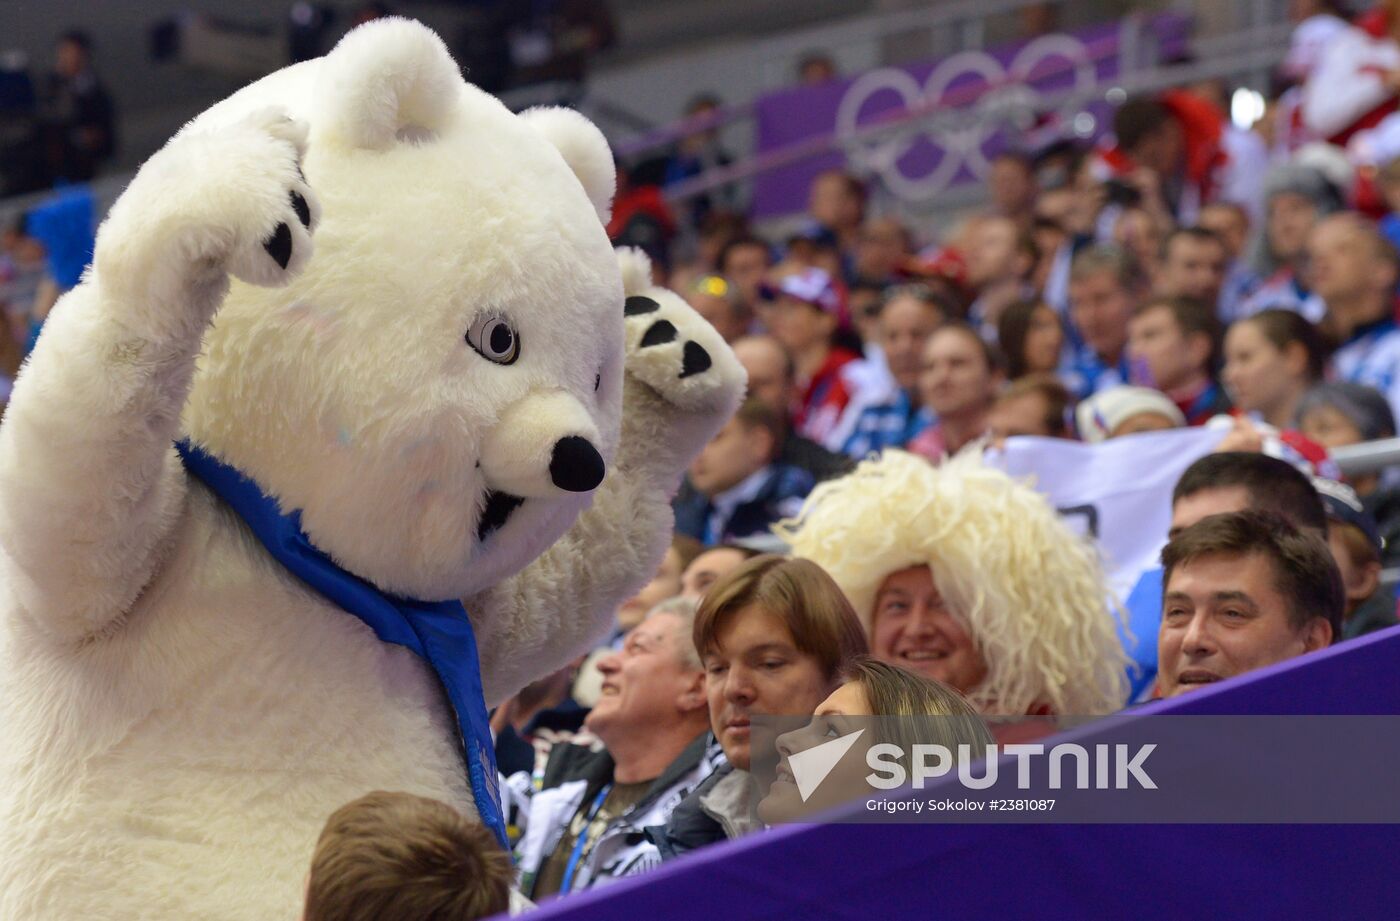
0, 20, 743, 921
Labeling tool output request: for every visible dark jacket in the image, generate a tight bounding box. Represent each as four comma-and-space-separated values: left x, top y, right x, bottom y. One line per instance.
646, 762, 762, 861
780, 432, 854, 482
672, 464, 814, 545
1343, 587, 1398, 641
504, 733, 723, 897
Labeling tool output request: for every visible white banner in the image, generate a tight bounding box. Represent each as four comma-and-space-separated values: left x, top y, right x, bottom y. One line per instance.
987, 428, 1227, 599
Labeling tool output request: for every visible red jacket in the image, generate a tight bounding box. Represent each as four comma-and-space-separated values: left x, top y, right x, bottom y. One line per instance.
1100, 89, 1227, 201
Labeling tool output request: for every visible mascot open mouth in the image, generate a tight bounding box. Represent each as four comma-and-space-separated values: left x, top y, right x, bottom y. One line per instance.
478, 490, 525, 542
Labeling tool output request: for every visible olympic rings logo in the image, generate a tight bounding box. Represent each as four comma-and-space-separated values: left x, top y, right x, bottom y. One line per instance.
834, 35, 1097, 201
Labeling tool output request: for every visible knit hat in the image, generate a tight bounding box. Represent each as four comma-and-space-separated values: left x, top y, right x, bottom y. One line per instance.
1263, 162, 1346, 216
1296, 382, 1398, 442
1075, 386, 1187, 443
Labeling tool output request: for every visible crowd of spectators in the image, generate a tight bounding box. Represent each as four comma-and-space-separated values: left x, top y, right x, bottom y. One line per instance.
450, 1, 1400, 914
10, 4, 1400, 919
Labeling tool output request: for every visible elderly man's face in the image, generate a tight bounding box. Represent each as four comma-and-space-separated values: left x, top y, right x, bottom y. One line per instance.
1158, 551, 1330, 697
586, 612, 703, 740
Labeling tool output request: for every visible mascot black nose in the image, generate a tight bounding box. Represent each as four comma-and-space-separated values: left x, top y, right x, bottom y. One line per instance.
550, 436, 605, 492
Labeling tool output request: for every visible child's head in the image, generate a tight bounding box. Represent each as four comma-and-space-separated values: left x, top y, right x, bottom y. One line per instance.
304, 791, 511, 921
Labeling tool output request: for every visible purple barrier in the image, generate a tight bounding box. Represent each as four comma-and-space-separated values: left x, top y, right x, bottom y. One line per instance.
526, 626, 1400, 920
750, 14, 1191, 217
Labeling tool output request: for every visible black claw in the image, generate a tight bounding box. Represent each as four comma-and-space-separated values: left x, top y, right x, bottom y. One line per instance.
625, 296, 660, 317
640, 320, 677, 347
264, 222, 293, 270
290, 190, 312, 229
680, 341, 712, 378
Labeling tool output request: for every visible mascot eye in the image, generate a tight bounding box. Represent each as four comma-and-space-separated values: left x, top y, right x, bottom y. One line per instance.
466, 315, 520, 365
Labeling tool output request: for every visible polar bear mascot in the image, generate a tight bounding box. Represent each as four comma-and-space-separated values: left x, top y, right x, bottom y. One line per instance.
0, 18, 743, 921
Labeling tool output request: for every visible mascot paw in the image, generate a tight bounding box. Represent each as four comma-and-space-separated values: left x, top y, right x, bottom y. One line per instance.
618, 248, 746, 420
113, 106, 321, 289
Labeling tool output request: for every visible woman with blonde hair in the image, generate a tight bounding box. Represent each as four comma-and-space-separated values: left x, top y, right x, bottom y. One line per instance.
758, 657, 993, 824
776, 450, 1129, 718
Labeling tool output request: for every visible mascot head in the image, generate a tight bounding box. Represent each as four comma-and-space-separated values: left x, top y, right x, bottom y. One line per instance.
183, 19, 624, 599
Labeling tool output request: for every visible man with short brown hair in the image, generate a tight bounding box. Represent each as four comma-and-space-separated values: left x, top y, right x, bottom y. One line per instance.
1126, 294, 1232, 425
674, 399, 815, 545
304, 791, 512, 921
1158, 509, 1342, 697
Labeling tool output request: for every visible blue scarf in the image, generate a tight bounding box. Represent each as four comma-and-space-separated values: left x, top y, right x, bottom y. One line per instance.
176, 441, 508, 848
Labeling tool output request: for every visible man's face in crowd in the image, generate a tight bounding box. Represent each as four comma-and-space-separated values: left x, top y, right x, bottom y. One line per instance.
989, 156, 1036, 217
768, 296, 833, 356
1199, 204, 1249, 259
721, 243, 771, 308
732, 337, 792, 415
616, 545, 684, 631
1158, 235, 1227, 304
965, 217, 1023, 290
869, 565, 986, 693
1113, 208, 1164, 283
808, 173, 863, 234
1267, 192, 1319, 265
1168, 485, 1250, 539
986, 391, 1054, 443
1069, 268, 1134, 363
55, 39, 87, 78
587, 612, 703, 738
1306, 217, 1394, 316
680, 547, 749, 601
688, 288, 747, 343
703, 604, 832, 770
854, 217, 909, 281
1158, 551, 1330, 697
918, 328, 996, 418
1127, 304, 1205, 392
689, 417, 772, 498
879, 295, 944, 392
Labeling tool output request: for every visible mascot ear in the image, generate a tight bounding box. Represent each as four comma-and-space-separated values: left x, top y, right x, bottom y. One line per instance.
316, 17, 461, 150
520, 107, 616, 224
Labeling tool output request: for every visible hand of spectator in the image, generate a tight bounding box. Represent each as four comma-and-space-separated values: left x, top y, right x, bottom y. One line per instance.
1212, 416, 1265, 455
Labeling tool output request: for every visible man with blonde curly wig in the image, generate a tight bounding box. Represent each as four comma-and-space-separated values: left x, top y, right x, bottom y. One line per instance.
777, 450, 1129, 717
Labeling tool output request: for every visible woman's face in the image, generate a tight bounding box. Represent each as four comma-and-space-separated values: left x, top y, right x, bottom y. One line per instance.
704, 604, 833, 771
1022, 305, 1065, 375
1222, 321, 1300, 418
756, 680, 873, 825
869, 566, 987, 694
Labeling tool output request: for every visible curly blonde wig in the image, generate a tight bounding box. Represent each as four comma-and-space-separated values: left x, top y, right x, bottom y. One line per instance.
775, 450, 1129, 716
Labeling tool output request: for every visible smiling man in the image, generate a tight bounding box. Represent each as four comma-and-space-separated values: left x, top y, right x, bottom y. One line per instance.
505, 601, 719, 899
1158, 510, 1342, 698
